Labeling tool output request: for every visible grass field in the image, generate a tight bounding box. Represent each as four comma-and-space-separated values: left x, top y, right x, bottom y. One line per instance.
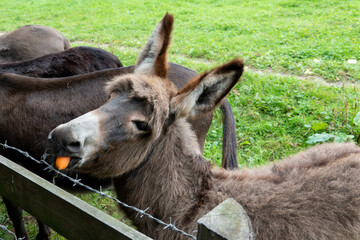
1, 0, 360, 239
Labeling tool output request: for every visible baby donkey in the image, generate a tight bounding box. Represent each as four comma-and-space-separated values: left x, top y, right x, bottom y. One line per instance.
48, 13, 360, 240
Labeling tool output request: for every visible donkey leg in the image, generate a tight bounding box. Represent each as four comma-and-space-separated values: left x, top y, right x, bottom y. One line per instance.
35, 219, 51, 240
2, 196, 29, 240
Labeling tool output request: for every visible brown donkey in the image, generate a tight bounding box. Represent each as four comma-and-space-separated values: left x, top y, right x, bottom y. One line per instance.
0, 25, 70, 63
49, 13, 360, 240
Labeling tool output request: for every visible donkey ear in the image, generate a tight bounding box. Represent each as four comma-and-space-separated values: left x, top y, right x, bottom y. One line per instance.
134, 13, 173, 78
171, 59, 244, 120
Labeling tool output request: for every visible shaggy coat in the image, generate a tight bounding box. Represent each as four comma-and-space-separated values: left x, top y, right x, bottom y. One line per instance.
49, 13, 360, 240
0, 25, 70, 63
0, 46, 122, 77
114, 140, 360, 240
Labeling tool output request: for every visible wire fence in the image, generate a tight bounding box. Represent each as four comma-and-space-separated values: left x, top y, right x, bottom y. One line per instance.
0, 223, 23, 240
0, 142, 196, 240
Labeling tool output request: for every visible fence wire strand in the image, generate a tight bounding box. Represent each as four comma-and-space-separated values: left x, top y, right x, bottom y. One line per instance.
0, 142, 196, 239
0, 224, 24, 240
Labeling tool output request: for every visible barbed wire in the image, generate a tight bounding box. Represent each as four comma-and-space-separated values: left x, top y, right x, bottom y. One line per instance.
0, 142, 196, 239
0, 224, 24, 240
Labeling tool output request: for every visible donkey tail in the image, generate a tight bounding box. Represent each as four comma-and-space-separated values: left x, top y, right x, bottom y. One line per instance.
220, 99, 238, 169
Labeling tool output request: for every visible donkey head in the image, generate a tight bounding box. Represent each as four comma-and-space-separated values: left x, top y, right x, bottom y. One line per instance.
48, 13, 244, 178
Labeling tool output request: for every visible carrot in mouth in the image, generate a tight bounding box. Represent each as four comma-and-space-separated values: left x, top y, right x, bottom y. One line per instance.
55, 156, 71, 170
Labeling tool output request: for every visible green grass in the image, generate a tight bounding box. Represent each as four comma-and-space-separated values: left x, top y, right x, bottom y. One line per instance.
1, 0, 360, 239
0, 0, 359, 81
205, 71, 360, 167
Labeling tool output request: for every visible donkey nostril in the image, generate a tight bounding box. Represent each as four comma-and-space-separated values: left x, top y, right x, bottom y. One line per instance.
65, 141, 81, 153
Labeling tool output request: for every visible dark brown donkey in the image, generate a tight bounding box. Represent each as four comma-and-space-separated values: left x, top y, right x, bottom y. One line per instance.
0, 46, 123, 76
49, 13, 360, 240
1, 63, 236, 238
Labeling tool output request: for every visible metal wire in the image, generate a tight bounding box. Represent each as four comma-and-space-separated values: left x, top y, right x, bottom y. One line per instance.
0, 224, 24, 240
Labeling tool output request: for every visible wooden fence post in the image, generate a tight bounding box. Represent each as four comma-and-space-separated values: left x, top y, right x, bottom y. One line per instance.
197, 198, 255, 240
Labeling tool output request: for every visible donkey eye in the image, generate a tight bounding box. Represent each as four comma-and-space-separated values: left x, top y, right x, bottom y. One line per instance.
132, 120, 150, 132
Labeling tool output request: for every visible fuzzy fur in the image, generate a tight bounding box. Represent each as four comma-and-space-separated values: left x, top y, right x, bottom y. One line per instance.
113, 138, 360, 240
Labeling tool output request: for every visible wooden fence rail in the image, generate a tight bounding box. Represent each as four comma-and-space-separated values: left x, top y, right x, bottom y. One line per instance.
0, 155, 150, 240
0, 155, 254, 240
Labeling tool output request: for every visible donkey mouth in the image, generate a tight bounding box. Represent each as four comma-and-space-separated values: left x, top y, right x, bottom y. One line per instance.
62, 156, 100, 171
67, 156, 82, 169
50, 152, 99, 171
52, 155, 82, 170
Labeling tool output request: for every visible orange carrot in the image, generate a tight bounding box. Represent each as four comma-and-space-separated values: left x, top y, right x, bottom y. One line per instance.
55, 156, 71, 170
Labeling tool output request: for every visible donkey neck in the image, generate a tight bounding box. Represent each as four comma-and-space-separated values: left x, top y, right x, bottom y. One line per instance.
113, 118, 212, 228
